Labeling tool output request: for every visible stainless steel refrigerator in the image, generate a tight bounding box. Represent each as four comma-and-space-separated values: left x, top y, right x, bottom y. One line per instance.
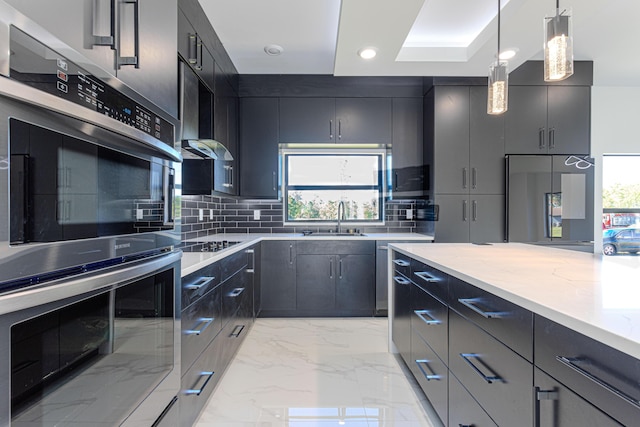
506, 155, 595, 243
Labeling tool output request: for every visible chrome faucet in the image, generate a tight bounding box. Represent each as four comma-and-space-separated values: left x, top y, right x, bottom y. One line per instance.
337, 200, 345, 234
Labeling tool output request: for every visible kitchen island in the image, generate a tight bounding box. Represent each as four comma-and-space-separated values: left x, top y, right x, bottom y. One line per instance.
388, 242, 640, 426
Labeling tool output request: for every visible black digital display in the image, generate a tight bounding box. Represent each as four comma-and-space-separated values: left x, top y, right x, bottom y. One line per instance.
8, 26, 174, 147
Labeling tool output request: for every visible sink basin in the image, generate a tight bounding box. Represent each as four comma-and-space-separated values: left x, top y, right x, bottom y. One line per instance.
302, 232, 366, 237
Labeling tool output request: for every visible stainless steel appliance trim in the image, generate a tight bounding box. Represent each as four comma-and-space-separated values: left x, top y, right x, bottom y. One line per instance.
0, 250, 181, 316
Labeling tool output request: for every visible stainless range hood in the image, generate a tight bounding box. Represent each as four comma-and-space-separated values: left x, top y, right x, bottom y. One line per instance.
181, 138, 234, 160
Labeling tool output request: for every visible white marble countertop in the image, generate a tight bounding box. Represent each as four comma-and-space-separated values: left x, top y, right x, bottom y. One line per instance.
389, 242, 640, 360
181, 232, 433, 277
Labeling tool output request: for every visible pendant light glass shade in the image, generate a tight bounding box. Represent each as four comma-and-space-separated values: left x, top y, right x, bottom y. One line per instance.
488, 60, 508, 115
544, 7, 573, 81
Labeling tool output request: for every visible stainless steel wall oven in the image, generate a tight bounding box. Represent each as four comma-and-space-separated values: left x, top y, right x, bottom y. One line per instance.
0, 2, 182, 426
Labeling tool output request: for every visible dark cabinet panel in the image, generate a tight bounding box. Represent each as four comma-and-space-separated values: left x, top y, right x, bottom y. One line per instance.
239, 98, 279, 198
280, 98, 335, 143
535, 367, 623, 427
449, 374, 498, 427
335, 98, 391, 143
411, 332, 448, 425
392, 271, 412, 366
433, 194, 505, 243
336, 254, 375, 311
260, 241, 296, 312
296, 254, 336, 310
449, 310, 534, 427
411, 284, 448, 362
391, 97, 425, 196
505, 85, 590, 155
535, 315, 640, 427
182, 159, 213, 195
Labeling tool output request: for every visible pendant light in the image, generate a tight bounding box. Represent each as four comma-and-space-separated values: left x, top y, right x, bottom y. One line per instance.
488, 0, 508, 115
544, 1, 573, 81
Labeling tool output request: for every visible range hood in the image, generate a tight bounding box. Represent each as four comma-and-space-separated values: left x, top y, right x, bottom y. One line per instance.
181, 139, 234, 161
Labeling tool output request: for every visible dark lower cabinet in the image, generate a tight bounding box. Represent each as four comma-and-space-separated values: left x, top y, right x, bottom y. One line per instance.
411, 331, 448, 424
296, 254, 336, 311
535, 368, 622, 427
449, 374, 497, 427
260, 240, 297, 314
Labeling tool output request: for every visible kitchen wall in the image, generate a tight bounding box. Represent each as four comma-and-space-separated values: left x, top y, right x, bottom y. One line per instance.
590, 86, 640, 253
180, 195, 430, 244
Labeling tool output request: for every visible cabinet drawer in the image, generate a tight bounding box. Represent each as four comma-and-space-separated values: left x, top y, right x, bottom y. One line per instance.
221, 250, 248, 281
450, 276, 533, 361
449, 374, 497, 427
296, 240, 374, 255
181, 285, 222, 373
221, 270, 250, 326
181, 262, 221, 309
411, 331, 447, 425
535, 367, 623, 427
410, 259, 448, 303
391, 250, 411, 278
449, 310, 533, 427
411, 284, 448, 361
180, 335, 224, 427
535, 316, 640, 427
216, 311, 251, 374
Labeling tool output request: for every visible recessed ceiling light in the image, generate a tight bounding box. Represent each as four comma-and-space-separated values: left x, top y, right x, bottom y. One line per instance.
499, 48, 518, 60
358, 47, 377, 59
264, 44, 284, 56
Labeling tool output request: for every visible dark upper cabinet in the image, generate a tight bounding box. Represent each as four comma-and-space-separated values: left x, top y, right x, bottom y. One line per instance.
239, 98, 279, 199
505, 85, 590, 155
391, 97, 425, 196
279, 97, 392, 144
6, 0, 178, 118
177, 8, 215, 91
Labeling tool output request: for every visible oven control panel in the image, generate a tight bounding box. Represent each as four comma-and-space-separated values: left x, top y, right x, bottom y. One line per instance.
8, 27, 174, 147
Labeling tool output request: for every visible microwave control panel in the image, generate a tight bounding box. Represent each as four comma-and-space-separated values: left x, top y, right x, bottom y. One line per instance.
8, 27, 174, 147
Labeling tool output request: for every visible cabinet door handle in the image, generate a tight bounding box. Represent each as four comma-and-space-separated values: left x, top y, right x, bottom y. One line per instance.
230, 324, 245, 338
415, 359, 441, 381
549, 128, 556, 149
462, 167, 468, 189
228, 287, 245, 298
339, 258, 343, 279
272, 171, 277, 191
338, 120, 342, 140
185, 317, 214, 335
539, 127, 546, 149
92, 0, 115, 47
414, 310, 440, 325
185, 276, 215, 291
394, 171, 398, 191
458, 298, 507, 318
471, 167, 477, 190
462, 200, 468, 222
414, 271, 438, 283
188, 33, 199, 66
472, 200, 478, 222
117, 0, 140, 67
556, 356, 640, 409
329, 119, 333, 140
329, 257, 334, 279
460, 353, 502, 384
393, 276, 410, 285
289, 243, 293, 264
185, 371, 214, 396
392, 259, 410, 267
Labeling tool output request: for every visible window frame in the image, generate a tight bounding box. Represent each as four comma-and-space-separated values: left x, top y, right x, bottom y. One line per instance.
282, 148, 386, 226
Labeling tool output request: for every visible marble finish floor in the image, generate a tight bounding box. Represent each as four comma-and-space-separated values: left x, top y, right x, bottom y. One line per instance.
195, 318, 439, 427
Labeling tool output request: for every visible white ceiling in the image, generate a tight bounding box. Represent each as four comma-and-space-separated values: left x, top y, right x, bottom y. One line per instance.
199, 0, 640, 86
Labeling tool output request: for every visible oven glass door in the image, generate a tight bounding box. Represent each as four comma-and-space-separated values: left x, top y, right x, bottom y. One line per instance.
10, 262, 176, 425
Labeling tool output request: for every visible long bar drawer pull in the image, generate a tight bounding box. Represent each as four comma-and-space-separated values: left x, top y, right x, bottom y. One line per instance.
414, 271, 438, 283
458, 298, 507, 318
185, 317, 214, 335
460, 353, 502, 384
415, 359, 441, 381
185, 371, 214, 396
393, 259, 410, 267
393, 276, 411, 285
414, 310, 440, 325
185, 276, 215, 291
556, 356, 640, 408
230, 324, 245, 338
228, 287, 245, 298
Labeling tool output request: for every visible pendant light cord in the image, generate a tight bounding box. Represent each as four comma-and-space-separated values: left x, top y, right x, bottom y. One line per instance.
497, 0, 501, 58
